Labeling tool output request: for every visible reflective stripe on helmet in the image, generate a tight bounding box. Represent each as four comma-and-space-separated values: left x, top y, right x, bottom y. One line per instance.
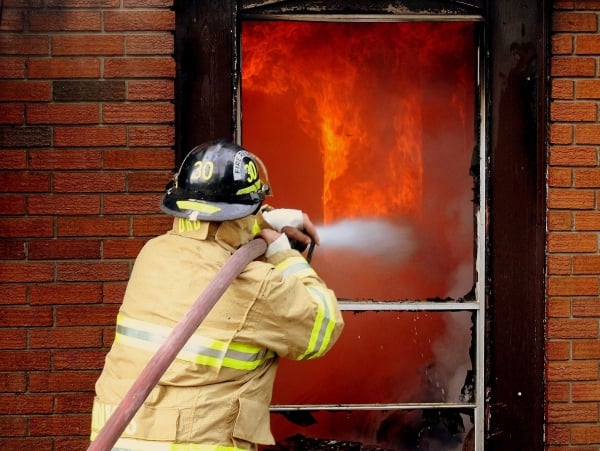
274, 256, 338, 360
115, 314, 274, 371
176, 200, 222, 215
235, 179, 263, 196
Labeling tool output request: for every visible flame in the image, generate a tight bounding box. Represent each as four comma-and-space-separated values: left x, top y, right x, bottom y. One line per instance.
242, 22, 429, 223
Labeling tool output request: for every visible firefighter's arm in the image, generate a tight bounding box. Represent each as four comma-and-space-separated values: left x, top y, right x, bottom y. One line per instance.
259, 208, 319, 251
256, 229, 344, 360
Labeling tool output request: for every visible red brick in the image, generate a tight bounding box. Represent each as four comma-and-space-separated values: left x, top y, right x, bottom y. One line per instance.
126, 33, 174, 55
0, 262, 54, 283
133, 215, 172, 236
575, 212, 600, 230
577, 79, 600, 99
549, 167, 572, 187
128, 171, 171, 192
576, 124, 600, 144
548, 255, 572, 275
104, 57, 175, 78
0, 284, 27, 305
0, 217, 53, 238
573, 298, 600, 317
553, 12, 598, 32
0, 9, 25, 32
549, 145, 597, 166
547, 318, 598, 338
572, 425, 600, 444
27, 57, 100, 78
103, 238, 146, 258
552, 57, 596, 77
578, 35, 600, 54
0, 372, 27, 392
29, 371, 97, 393
0, 416, 28, 438
548, 382, 570, 402
128, 125, 175, 146
547, 232, 598, 252
552, 79, 574, 99
128, 80, 174, 100
124, 0, 172, 5
28, 149, 102, 170
46, 0, 119, 6
550, 124, 574, 144
30, 327, 103, 349
29, 283, 102, 305
103, 149, 174, 169
0, 171, 50, 193
28, 239, 101, 260
55, 304, 119, 326
0, 150, 26, 169
0, 438, 53, 450
548, 189, 595, 209
574, 255, 600, 274
0, 103, 25, 124
102, 103, 174, 124
548, 402, 598, 423
547, 276, 599, 296
551, 102, 597, 121
104, 10, 175, 31
29, 11, 101, 31
27, 104, 99, 124
54, 172, 126, 193
56, 261, 130, 282
574, 340, 600, 359
0, 394, 53, 414
103, 327, 116, 346
54, 125, 126, 147
57, 216, 130, 237
547, 340, 571, 360
55, 437, 91, 451
0, 328, 26, 349
29, 414, 91, 436
0, 306, 53, 326
548, 361, 599, 381
0, 350, 51, 371
28, 194, 101, 215
52, 34, 123, 56
0, 81, 51, 101
0, 195, 27, 215
102, 282, 126, 303
0, 34, 48, 55
54, 393, 94, 413
575, 168, 600, 187
0, 240, 26, 259
53, 350, 106, 370
573, 382, 600, 402
103, 193, 162, 214
552, 34, 573, 55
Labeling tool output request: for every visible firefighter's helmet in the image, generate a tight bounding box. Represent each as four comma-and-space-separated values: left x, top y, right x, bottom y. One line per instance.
160, 140, 271, 221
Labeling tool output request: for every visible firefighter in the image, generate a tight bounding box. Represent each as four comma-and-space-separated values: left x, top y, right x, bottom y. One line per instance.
90, 140, 344, 450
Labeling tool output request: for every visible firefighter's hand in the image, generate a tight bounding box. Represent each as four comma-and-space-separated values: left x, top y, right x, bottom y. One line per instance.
282, 213, 319, 251
262, 209, 320, 247
258, 229, 292, 258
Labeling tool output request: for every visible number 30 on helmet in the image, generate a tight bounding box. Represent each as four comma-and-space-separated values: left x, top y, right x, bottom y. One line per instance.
160, 140, 272, 221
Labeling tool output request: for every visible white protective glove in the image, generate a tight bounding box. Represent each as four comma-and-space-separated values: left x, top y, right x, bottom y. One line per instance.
264, 233, 292, 258
261, 208, 304, 232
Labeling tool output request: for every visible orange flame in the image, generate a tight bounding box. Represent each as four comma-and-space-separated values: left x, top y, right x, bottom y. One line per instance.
242, 22, 428, 223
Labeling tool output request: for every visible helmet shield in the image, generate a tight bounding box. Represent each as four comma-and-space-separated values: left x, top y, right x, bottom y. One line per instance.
161, 140, 270, 221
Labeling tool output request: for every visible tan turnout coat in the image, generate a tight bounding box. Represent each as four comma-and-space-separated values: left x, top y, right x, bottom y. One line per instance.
91, 214, 344, 450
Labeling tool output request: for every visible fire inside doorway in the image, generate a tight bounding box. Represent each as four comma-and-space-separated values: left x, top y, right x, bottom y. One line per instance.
241, 20, 479, 450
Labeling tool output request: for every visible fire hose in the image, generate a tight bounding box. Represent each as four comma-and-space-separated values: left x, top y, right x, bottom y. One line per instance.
87, 238, 268, 451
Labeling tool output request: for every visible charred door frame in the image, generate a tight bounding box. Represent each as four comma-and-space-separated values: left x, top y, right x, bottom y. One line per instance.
174, 1, 548, 449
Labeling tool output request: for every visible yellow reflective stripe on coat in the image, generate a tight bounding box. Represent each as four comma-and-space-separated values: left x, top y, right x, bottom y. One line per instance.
108, 436, 247, 451
275, 256, 338, 360
115, 314, 274, 371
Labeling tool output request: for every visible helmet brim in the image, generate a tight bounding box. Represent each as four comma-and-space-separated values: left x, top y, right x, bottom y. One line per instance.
160, 192, 260, 222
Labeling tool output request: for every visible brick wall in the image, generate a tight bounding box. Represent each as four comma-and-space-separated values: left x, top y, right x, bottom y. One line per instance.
548, 1, 600, 449
0, 1, 175, 449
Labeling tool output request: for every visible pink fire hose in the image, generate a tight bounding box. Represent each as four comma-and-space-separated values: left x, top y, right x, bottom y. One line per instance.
88, 238, 268, 451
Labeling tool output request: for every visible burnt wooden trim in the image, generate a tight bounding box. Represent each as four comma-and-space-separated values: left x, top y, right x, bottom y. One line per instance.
174, 0, 237, 162
485, 0, 547, 449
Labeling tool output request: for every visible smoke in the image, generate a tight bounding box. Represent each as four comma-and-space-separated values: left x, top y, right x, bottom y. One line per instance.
316, 218, 417, 263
